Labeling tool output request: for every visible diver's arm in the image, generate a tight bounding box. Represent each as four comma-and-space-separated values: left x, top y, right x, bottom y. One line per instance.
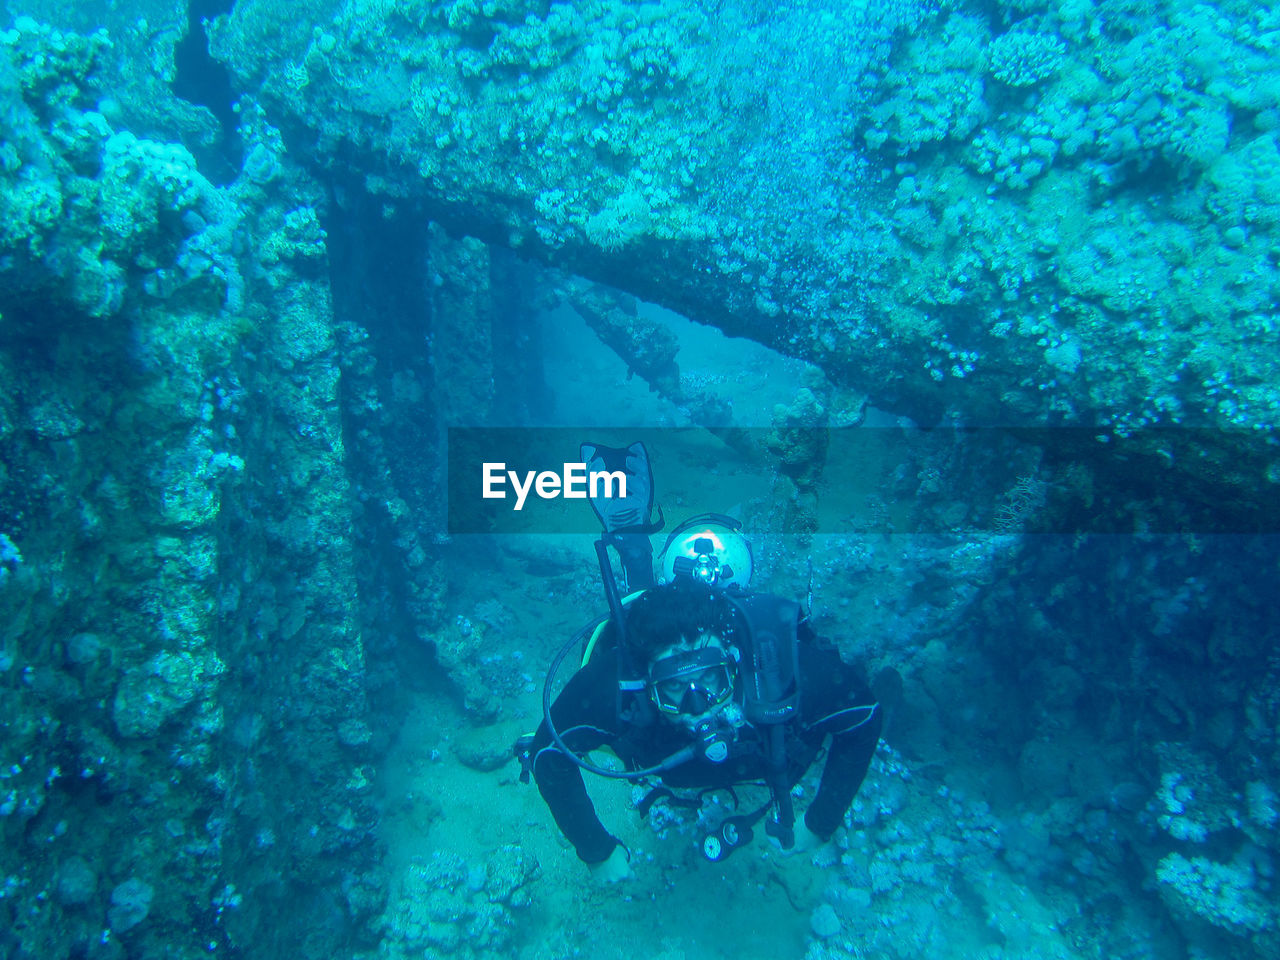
805, 707, 882, 837
534, 748, 619, 862
799, 643, 883, 839
531, 651, 625, 862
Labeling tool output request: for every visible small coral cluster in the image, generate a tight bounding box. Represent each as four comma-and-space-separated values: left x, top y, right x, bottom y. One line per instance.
377, 848, 537, 960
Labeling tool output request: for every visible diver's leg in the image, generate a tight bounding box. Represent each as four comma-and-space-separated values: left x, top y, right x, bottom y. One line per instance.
610, 532, 654, 591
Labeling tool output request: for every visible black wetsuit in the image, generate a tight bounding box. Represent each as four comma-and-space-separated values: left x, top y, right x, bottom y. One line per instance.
531, 618, 882, 863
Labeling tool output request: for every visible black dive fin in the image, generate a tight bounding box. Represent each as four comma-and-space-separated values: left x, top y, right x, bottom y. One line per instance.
580, 441, 664, 535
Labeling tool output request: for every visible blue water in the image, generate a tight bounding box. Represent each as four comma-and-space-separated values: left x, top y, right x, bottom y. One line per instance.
0, 1, 1276, 958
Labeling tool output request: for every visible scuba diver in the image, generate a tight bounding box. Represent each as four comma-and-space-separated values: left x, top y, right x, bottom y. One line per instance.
520, 442, 882, 883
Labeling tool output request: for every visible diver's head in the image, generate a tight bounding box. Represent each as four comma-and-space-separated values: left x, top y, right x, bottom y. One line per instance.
625, 580, 740, 729
647, 633, 738, 728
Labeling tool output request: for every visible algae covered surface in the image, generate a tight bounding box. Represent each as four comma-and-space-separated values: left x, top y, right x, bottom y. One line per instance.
1, 2, 1278, 959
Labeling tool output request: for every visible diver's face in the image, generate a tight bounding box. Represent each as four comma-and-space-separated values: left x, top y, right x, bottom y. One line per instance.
648, 633, 736, 729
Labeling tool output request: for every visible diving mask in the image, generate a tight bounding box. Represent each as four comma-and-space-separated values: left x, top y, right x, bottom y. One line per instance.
648, 645, 737, 717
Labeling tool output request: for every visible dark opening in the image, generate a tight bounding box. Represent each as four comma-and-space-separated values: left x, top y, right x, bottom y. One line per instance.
172, 0, 241, 185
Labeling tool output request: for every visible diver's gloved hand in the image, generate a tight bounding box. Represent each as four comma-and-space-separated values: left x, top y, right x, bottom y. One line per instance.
769, 817, 828, 858
587, 844, 633, 884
